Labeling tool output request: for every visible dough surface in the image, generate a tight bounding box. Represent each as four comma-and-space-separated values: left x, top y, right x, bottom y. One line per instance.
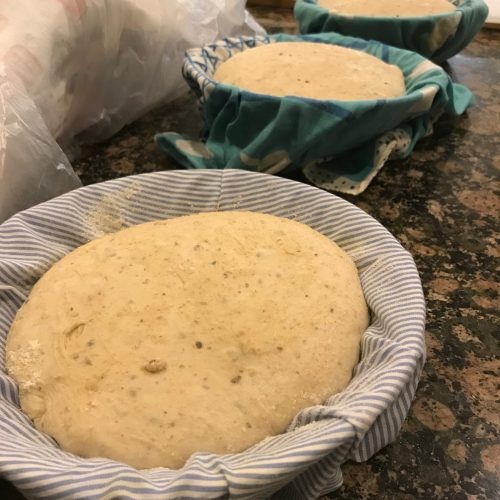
6, 211, 369, 469
212, 41, 406, 101
319, 0, 455, 17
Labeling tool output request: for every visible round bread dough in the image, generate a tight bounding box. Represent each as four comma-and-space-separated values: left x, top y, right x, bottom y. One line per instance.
319, 0, 455, 17
6, 211, 369, 469
212, 41, 406, 101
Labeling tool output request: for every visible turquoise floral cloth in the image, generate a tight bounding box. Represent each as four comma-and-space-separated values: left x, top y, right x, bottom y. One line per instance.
294, 0, 488, 63
156, 33, 472, 194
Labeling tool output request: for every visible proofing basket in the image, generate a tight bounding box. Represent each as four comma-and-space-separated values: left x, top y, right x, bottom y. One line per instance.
0, 170, 426, 499
294, 0, 489, 63
156, 33, 471, 195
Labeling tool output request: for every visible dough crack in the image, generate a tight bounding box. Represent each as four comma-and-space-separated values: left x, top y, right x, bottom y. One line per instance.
62, 322, 87, 351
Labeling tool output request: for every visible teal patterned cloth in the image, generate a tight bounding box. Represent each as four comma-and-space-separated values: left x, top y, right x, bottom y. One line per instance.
294, 0, 488, 63
156, 33, 472, 194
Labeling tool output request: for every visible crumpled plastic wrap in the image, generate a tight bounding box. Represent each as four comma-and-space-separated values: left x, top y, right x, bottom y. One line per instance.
0, 0, 264, 222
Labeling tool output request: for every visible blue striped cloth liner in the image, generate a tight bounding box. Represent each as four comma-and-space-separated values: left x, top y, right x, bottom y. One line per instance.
0, 170, 426, 499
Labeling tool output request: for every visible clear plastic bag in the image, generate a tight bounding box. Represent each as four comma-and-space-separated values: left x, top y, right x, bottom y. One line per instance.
0, 75, 80, 221
0, 0, 264, 222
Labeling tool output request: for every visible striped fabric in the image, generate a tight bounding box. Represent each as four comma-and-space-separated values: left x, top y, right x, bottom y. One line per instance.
0, 170, 426, 499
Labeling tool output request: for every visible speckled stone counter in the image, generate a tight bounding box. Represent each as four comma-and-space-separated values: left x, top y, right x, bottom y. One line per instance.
2, 7, 498, 500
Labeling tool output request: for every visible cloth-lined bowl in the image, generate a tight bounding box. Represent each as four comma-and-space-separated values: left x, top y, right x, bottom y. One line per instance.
156, 33, 471, 195
294, 0, 489, 63
0, 169, 425, 499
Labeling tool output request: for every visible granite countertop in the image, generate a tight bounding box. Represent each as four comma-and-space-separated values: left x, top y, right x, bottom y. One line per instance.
2, 7, 499, 500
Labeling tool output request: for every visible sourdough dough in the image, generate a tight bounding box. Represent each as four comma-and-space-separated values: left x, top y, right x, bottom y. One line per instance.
212, 41, 406, 101
318, 0, 455, 17
6, 211, 369, 469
